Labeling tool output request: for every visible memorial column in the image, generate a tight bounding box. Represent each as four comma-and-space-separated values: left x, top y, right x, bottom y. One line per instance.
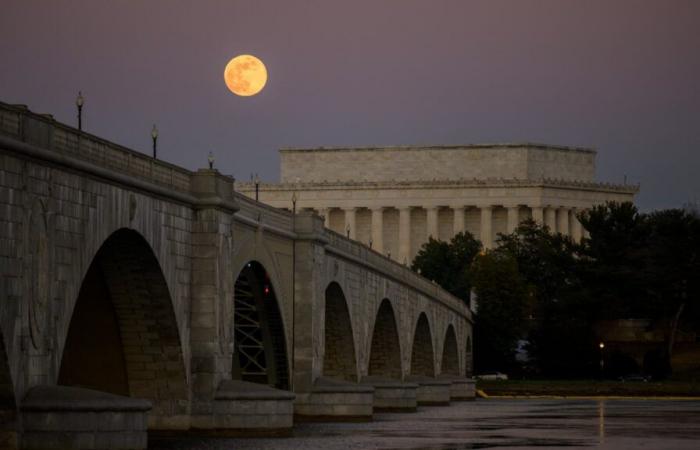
426, 206, 439, 240
452, 206, 465, 236
480, 206, 493, 249
371, 207, 384, 253
343, 207, 356, 240
398, 207, 411, 264
531, 206, 544, 225
318, 207, 330, 228
570, 208, 583, 242
544, 207, 557, 232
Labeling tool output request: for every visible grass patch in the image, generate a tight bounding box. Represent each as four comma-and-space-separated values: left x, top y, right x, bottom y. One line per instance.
477, 379, 700, 397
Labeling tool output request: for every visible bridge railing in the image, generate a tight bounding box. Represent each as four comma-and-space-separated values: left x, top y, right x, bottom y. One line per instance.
323, 228, 472, 320
233, 190, 294, 232
0, 102, 193, 192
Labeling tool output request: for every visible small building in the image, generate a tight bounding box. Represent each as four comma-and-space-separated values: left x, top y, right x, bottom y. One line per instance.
238, 144, 638, 263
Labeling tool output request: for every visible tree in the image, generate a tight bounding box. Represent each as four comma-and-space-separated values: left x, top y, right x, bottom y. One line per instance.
644, 209, 700, 369
411, 231, 481, 304
577, 202, 649, 318
470, 251, 528, 373
495, 220, 597, 376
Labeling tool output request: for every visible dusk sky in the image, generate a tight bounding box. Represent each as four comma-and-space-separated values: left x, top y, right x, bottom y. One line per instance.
1, 0, 699, 210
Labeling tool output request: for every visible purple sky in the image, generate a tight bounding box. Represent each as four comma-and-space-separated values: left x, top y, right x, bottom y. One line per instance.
2, 0, 699, 210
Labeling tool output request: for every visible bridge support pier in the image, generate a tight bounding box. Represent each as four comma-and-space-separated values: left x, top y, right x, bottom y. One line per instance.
361, 376, 418, 412
20, 386, 151, 450
294, 377, 374, 421
190, 380, 295, 435
405, 376, 451, 406
439, 375, 476, 400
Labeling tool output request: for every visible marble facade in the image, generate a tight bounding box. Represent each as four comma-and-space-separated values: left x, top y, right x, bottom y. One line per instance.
238, 144, 638, 263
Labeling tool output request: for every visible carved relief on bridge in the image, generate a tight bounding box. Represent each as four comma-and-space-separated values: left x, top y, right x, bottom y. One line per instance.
23, 197, 53, 352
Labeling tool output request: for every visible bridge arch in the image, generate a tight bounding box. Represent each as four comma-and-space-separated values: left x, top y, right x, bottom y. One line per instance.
323, 282, 358, 382
410, 312, 436, 377
57, 228, 188, 425
232, 260, 289, 390
441, 325, 459, 376
367, 299, 402, 379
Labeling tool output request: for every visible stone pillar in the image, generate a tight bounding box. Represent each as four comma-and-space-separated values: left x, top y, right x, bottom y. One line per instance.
480, 206, 493, 249
371, 207, 384, 253
426, 206, 439, 240
344, 207, 356, 240
544, 207, 557, 232
292, 213, 329, 393
398, 207, 411, 264
506, 206, 520, 234
557, 207, 570, 236
452, 206, 465, 236
189, 169, 239, 429
570, 208, 583, 242
531, 206, 544, 225
318, 207, 330, 228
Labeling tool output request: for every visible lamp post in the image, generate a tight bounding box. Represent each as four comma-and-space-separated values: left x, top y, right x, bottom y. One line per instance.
346, 223, 351, 238
291, 190, 297, 389
208, 151, 214, 170
76, 91, 84, 131
254, 173, 260, 202
151, 124, 158, 159
369, 238, 373, 250
599, 342, 605, 377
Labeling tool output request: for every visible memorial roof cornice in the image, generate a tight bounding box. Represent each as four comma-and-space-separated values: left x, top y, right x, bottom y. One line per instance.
237, 178, 640, 194
280, 142, 596, 155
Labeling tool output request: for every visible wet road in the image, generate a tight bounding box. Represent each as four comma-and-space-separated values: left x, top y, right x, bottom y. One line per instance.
151, 399, 700, 449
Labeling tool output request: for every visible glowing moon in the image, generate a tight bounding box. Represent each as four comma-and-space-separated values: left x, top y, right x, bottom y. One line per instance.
224, 54, 268, 96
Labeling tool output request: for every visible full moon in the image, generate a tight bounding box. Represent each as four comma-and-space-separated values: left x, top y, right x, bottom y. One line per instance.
224, 54, 267, 97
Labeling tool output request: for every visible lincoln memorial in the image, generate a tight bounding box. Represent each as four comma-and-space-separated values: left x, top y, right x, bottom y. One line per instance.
237, 144, 638, 264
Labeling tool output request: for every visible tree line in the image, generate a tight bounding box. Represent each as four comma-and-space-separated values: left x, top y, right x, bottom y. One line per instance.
411, 202, 700, 379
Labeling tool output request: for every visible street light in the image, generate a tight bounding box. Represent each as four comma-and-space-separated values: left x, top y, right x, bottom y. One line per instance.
151, 124, 158, 159
346, 223, 351, 238
599, 342, 605, 376
208, 151, 214, 169
75, 91, 84, 131
254, 173, 260, 202
291, 191, 297, 214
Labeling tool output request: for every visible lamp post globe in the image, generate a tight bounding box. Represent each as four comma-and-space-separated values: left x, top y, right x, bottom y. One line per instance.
208, 152, 215, 170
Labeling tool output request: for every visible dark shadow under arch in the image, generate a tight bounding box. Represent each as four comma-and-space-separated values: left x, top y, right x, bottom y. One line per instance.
410, 313, 435, 377
441, 325, 459, 376
232, 261, 289, 390
0, 332, 16, 447
323, 282, 358, 382
368, 299, 402, 378
465, 334, 473, 376
58, 229, 188, 420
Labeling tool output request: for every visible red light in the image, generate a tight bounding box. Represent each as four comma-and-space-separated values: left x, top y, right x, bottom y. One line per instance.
264, 286, 270, 295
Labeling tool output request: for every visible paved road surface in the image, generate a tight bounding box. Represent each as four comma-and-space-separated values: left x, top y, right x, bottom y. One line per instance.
151, 399, 700, 449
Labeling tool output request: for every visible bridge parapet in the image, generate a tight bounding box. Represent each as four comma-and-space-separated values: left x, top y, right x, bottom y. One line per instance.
0, 102, 192, 192
323, 228, 472, 321
234, 191, 294, 233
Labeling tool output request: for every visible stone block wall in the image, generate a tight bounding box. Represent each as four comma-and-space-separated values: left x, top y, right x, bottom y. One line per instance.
280, 144, 596, 184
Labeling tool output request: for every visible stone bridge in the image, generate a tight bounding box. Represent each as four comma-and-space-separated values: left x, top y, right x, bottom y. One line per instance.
0, 102, 473, 449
